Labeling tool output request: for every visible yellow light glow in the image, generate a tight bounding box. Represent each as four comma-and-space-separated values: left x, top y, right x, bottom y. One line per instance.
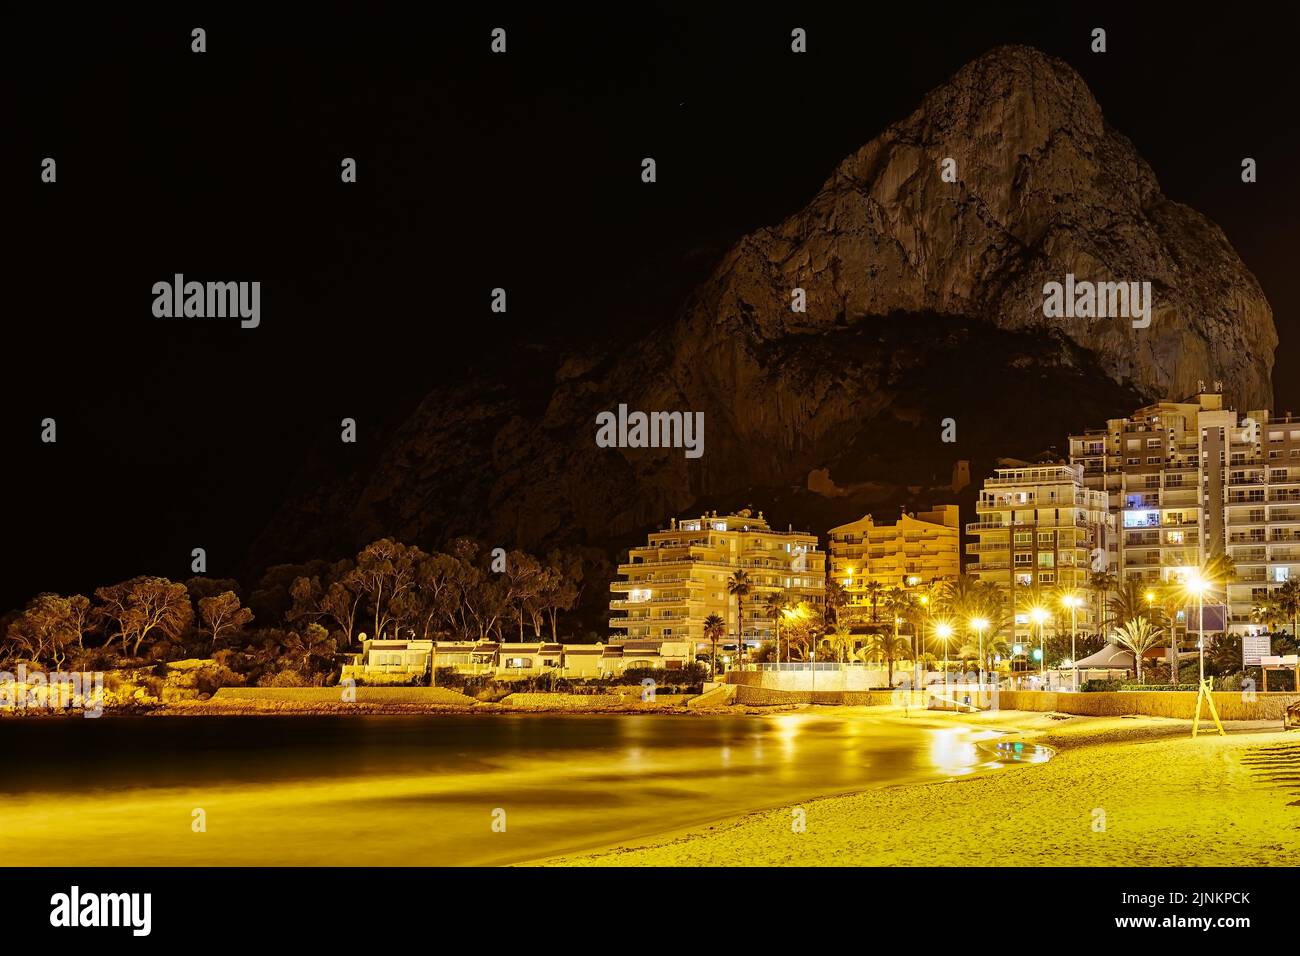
970, 617, 988, 632
1186, 572, 1208, 596
935, 622, 954, 640
1029, 607, 1049, 625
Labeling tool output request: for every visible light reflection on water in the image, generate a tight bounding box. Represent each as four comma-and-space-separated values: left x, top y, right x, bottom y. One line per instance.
0, 712, 1048, 866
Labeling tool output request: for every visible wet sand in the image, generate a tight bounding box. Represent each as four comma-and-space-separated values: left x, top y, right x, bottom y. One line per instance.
539, 709, 1300, 866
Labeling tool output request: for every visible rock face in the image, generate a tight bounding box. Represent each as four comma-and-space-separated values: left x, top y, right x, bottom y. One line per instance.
253, 45, 1276, 574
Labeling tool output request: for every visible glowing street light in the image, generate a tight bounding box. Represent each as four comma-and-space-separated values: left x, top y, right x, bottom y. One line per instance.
934, 621, 954, 673
1186, 572, 1210, 682
970, 616, 989, 690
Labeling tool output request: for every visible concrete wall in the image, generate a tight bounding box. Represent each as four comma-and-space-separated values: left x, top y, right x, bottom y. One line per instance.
995, 690, 1300, 721
211, 687, 476, 705
726, 668, 902, 691
734, 686, 898, 707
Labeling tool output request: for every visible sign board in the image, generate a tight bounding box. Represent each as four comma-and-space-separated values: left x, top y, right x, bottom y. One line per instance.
1243, 634, 1271, 667
1186, 603, 1228, 633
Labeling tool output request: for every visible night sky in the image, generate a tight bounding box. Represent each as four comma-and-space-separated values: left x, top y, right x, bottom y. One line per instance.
7, 4, 1298, 611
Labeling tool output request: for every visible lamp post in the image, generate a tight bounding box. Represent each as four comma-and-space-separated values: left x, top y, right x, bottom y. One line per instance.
935, 621, 953, 674
1063, 595, 1081, 691
1187, 573, 1208, 683
1030, 606, 1049, 688
971, 617, 989, 696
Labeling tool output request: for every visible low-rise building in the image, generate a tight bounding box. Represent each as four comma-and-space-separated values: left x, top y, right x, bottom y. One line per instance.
347, 638, 694, 682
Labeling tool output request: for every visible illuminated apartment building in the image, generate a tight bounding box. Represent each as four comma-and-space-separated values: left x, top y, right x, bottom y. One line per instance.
968, 463, 1111, 642
826, 506, 960, 626
609, 509, 825, 650
1068, 389, 1300, 636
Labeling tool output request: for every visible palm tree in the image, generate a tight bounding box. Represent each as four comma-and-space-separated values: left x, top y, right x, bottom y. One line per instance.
1112, 618, 1164, 684
703, 613, 726, 677
862, 629, 911, 686
1275, 579, 1300, 638
823, 577, 847, 632
1107, 580, 1151, 630
863, 580, 885, 624
1251, 595, 1287, 636
827, 622, 854, 664
1088, 570, 1118, 635
763, 589, 791, 663
727, 570, 752, 663
885, 586, 921, 676
1151, 581, 1187, 685
937, 574, 1008, 673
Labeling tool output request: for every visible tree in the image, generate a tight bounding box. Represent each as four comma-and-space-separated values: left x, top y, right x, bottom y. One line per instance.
197, 591, 254, 647
281, 623, 336, 677
504, 551, 546, 640
93, 577, 194, 658
727, 570, 752, 662
318, 574, 365, 646
1149, 581, 1189, 685
1088, 570, 1118, 634
823, 577, 848, 632
353, 539, 419, 641
1107, 580, 1151, 630
1112, 617, 1164, 683
884, 587, 920, 658
1251, 596, 1287, 636
540, 549, 583, 640
863, 580, 885, 624
410, 552, 464, 641
826, 621, 854, 664
763, 590, 791, 662
185, 576, 243, 604
1275, 579, 1300, 638
861, 629, 910, 686
6, 594, 83, 669
703, 613, 726, 676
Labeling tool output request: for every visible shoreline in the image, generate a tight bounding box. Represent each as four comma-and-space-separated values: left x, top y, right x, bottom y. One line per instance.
532, 709, 1298, 866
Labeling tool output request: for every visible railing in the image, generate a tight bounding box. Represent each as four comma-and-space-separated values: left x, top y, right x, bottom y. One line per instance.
732, 662, 876, 672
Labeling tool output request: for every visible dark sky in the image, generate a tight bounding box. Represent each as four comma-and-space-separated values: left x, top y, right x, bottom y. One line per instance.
7, 3, 1298, 611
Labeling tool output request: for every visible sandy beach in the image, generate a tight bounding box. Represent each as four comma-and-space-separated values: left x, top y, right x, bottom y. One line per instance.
539, 708, 1300, 866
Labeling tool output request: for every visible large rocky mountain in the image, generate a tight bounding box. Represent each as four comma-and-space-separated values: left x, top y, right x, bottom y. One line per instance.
251, 45, 1276, 596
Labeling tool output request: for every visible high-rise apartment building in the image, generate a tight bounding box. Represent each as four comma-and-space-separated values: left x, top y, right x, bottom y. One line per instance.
1069, 390, 1300, 636
827, 506, 961, 626
968, 463, 1112, 642
609, 509, 825, 650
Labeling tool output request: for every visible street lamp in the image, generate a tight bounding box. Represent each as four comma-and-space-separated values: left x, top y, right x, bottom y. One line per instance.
970, 616, 989, 692
1062, 595, 1082, 691
935, 621, 954, 674
1186, 572, 1209, 682
1030, 606, 1049, 688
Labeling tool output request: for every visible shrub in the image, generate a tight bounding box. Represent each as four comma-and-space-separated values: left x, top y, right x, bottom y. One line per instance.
264, 669, 305, 687
1080, 678, 1122, 693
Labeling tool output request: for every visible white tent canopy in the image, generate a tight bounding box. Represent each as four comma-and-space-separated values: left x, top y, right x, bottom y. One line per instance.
1071, 643, 1135, 670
